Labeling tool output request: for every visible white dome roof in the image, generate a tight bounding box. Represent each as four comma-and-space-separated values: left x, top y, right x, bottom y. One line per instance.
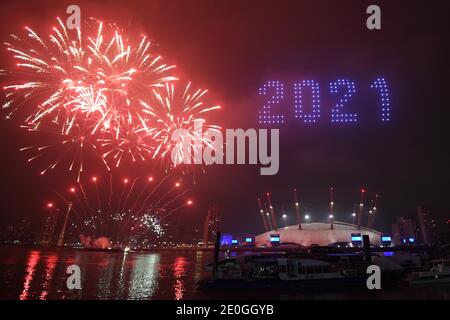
255, 221, 382, 247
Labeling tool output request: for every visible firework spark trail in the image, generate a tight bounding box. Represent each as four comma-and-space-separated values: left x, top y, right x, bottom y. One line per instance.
121, 177, 138, 212
117, 178, 127, 212
117, 176, 164, 235
3, 17, 221, 244
136, 174, 171, 212
154, 182, 182, 209
70, 188, 91, 223
3, 18, 224, 175
19, 124, 111, 180
107, 174, 113, 213
78, 179, 96, 213
12, 18, 177, 129
86, 177, 104, 233
129, 177, 153, 213
49, 173, 192, 243
3, 17, 222, 176
115, 176, 186, 238
140, 82, 222, 165
162, 189, 191, 209
158, 198, 192, 223
93, 178, 101, 213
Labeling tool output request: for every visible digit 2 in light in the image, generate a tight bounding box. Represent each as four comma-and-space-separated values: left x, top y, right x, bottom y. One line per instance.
258, 80, 285, 125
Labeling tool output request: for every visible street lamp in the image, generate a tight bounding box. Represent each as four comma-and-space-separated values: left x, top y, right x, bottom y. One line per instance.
304, 214, 310, 223
329, 214, 334, 230
352, 212, 356, 225
282, 214, 287, 227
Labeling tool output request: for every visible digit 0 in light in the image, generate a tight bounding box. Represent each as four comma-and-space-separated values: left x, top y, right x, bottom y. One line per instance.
294, 80, 321, 123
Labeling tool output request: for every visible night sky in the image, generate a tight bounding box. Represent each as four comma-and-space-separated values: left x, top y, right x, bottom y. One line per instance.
0, 0, 449, 236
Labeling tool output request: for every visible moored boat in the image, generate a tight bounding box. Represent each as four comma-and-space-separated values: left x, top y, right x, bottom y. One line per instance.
408, 259, 450, 285
199, 252, 368, 291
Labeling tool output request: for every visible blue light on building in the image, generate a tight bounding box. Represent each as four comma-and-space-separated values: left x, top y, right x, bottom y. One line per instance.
270, 234, 280, 245
220, 234, 233, 246
381, 235, 392, 247
351, 233, 363, 246
401, 237, 416, 245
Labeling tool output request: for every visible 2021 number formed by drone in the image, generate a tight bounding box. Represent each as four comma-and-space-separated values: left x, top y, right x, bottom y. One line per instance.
258, 78, 390, 125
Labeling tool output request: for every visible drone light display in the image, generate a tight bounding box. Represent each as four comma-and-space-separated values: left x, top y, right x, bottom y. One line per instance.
258, 77, 391, 125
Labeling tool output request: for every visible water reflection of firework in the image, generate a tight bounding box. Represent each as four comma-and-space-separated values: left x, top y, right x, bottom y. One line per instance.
50, 173, 193, 245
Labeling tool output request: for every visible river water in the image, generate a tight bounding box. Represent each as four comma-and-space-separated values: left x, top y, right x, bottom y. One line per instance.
1, 245, 449, 300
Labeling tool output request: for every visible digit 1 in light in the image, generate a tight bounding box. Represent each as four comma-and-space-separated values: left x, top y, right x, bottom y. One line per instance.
370, 77, 391, 122
294, 80, 320, 123
258, 80, 285, 125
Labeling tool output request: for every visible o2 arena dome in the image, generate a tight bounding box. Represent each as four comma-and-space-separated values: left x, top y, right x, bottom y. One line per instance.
255, 221, 382, 247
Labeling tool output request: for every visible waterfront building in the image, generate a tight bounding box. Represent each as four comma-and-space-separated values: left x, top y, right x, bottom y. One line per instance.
202, 205, 221, 246
255, 221, 381, 247
392, 216, 416, 245
416, 206, 437, 245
